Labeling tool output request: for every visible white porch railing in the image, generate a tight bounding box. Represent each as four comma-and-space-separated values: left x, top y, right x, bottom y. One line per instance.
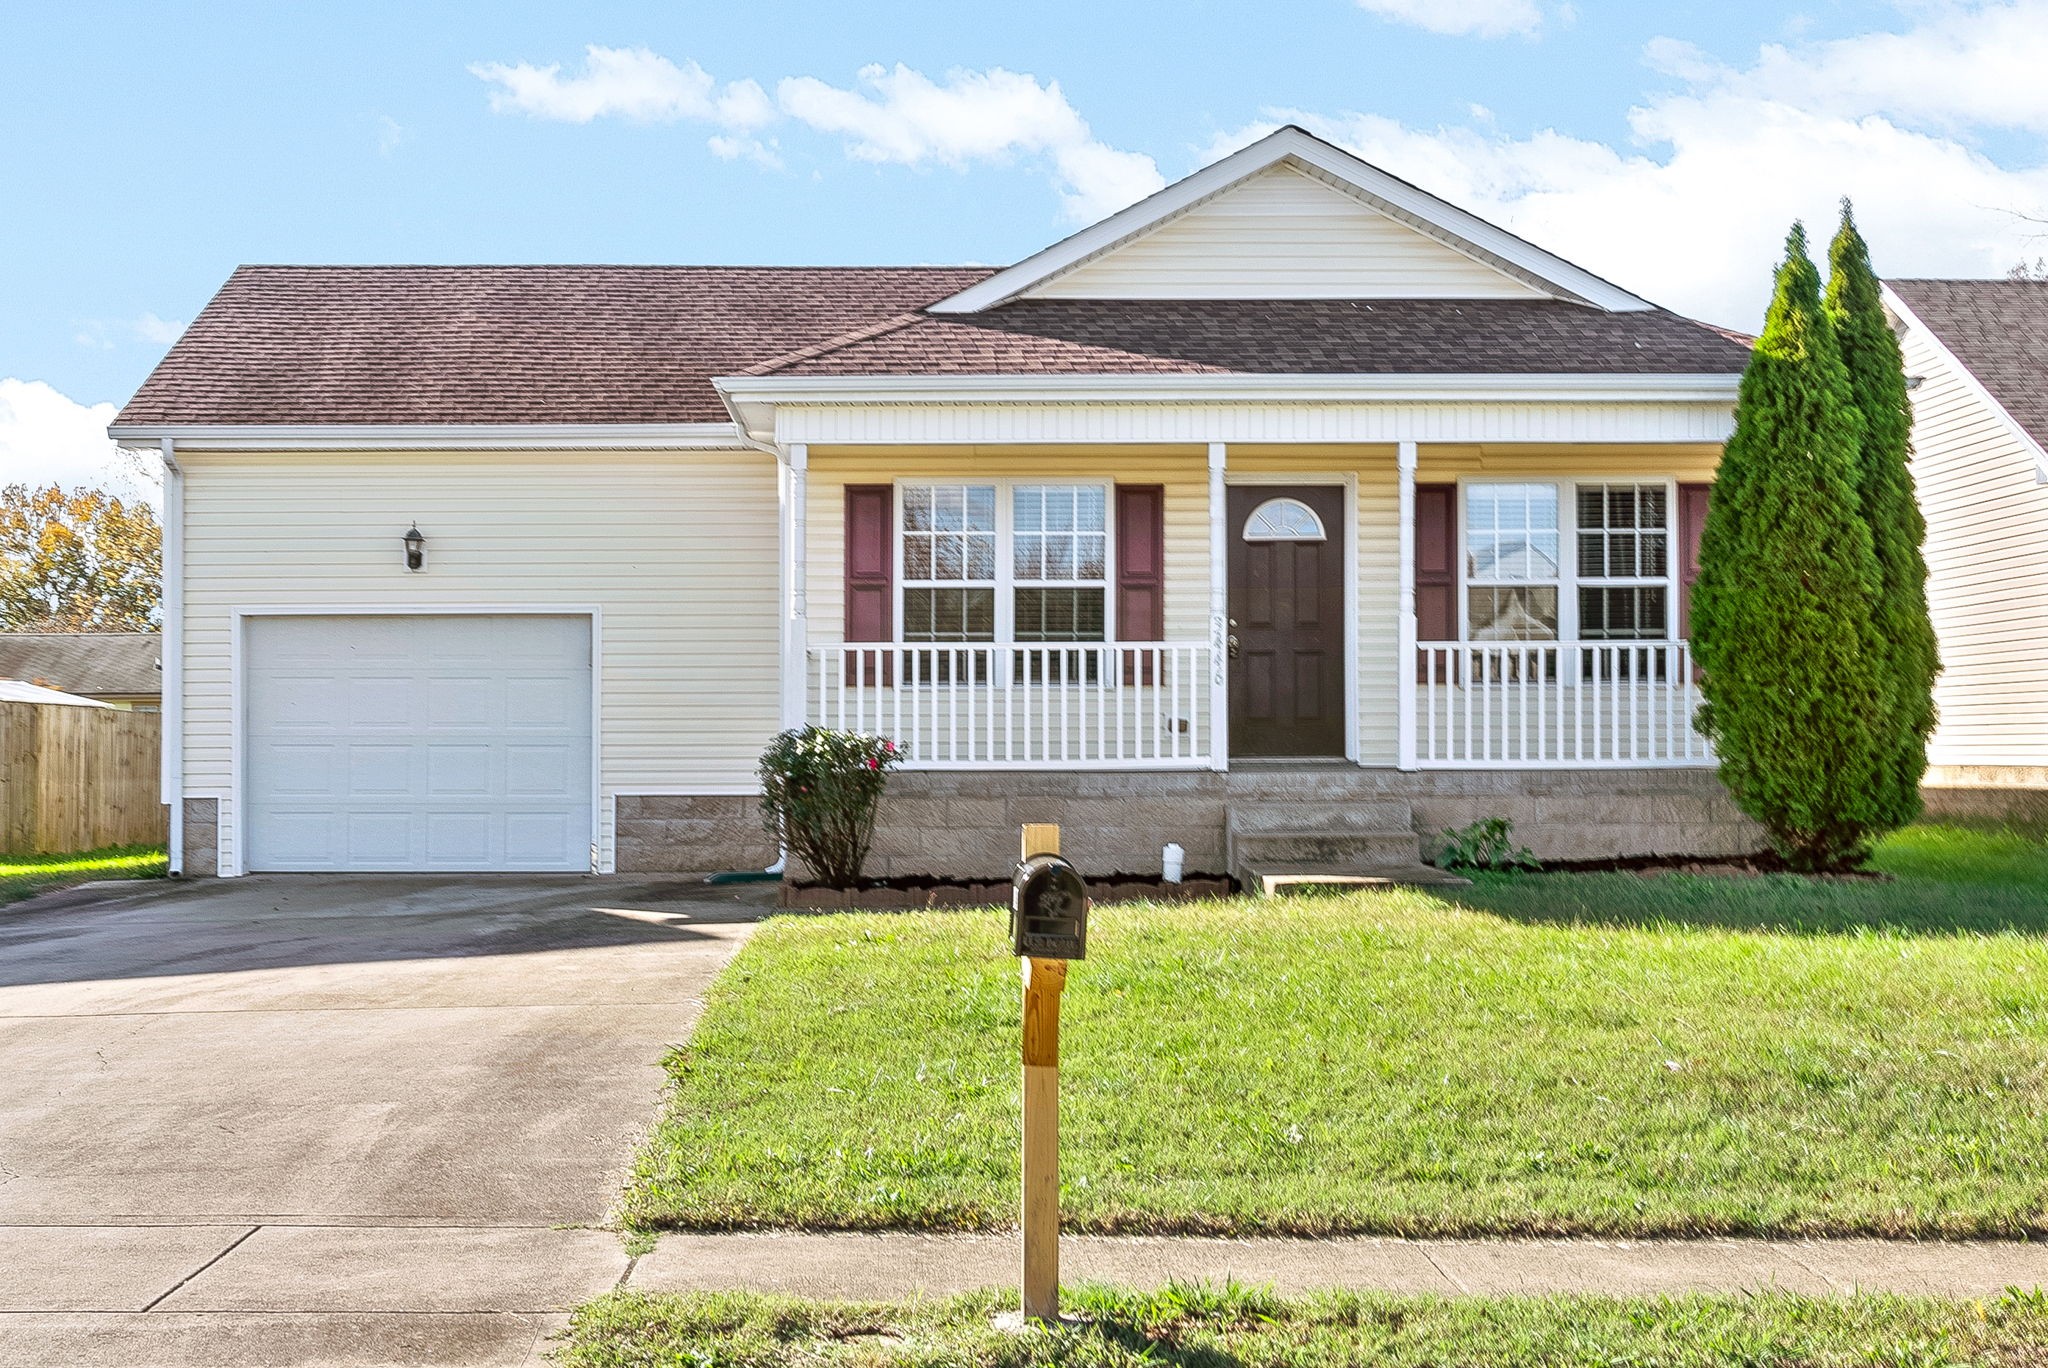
1415, 640, 1713, 767
808, 642, 1215, 768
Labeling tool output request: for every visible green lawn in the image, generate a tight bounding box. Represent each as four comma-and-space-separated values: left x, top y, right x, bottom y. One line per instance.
0, 845, 166, 907
557, 1286, 2048, 1368
623, 824, 2048, 1238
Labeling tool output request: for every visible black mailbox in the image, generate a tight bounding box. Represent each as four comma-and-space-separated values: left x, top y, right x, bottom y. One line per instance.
1011, 854, 1089, 960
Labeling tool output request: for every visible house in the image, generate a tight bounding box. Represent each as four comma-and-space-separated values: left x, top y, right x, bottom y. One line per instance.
1884, 279, 2048, 822
0, 632, 162, 710
110, 125, 1760, 881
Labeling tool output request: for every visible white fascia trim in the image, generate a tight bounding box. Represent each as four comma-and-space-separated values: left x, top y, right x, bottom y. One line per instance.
103, 422, 748, 451
718, 371, 1741, 406
1884, 284, 2048, 485
928, 126, 1655, 316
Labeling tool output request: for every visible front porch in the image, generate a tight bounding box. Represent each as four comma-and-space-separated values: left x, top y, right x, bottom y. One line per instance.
784, 439, 1721, 777
807, 637, 1709, 770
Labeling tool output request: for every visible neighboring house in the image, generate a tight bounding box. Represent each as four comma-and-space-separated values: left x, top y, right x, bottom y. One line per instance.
0, 633, 162, 710
0, 679, 116, 708
110, 126, 1759, 881
1884, 280, 2048, 814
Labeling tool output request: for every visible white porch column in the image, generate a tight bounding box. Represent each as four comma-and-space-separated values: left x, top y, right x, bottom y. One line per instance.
778, 442, 809, 731
1208, 441, 1229, 771
1396, 440, 1419, 771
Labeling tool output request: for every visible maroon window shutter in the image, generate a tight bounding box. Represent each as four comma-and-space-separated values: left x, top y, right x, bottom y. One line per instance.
1414, 483, 1457, 683
844, 485, 893, 686
1116, 485, 1165, 684
1677, 482, 1710, 639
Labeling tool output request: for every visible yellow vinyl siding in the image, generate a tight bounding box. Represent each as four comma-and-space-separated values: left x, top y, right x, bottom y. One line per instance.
1030, 166, 1548, 301
179, 448, 780, 870
1416, 444, 1723, 482
1902, 327, 2048, 767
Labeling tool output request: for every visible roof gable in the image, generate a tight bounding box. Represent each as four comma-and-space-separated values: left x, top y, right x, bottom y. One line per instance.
932, 126, 1653, 315
1886, 279, 2048, 482
1027, 164, 1549, 302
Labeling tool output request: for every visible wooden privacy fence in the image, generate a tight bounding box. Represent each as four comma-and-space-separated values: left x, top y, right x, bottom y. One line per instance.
0, 702, 166, 855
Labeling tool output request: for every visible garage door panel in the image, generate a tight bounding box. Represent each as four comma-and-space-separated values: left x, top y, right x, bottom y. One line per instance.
246, 615, 592, 873
348, 744, 415, 797
348, 677, 416, 729
427, 744, 494, 797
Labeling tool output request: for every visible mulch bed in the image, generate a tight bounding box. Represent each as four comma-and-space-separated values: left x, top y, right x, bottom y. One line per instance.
780, 873, 1235, 909
1531, 852, 1892, 881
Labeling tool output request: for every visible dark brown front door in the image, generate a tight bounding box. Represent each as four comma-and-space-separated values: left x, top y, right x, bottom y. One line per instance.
1227, 484, 1347, 758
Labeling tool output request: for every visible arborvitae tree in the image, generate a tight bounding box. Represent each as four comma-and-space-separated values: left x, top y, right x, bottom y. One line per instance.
1692, 224, 1892, 870
1826, 201, 1940, 831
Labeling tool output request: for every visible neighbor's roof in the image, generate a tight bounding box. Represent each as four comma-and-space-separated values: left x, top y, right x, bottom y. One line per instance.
116, 265, 994, 427
0, 633, 162, 699
117, 269, 1748, 428
0, 680, 116, 708
742, 298, 1752, 379
1888, 279, 2048, 455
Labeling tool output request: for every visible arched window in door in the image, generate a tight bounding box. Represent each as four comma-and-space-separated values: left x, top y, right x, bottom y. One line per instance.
1241, 496, 1328, 542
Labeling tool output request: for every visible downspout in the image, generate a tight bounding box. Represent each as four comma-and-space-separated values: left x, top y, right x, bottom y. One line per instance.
158, 437, 185, 875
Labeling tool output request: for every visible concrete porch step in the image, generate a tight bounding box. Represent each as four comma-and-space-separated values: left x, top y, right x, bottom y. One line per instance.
1239, 861, 1472, 897
1226, 799, 1415, 835
1230, 829, 1424, 866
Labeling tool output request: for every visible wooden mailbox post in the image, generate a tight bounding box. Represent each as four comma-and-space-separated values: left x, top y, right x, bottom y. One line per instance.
1012, 821, 1086, 1323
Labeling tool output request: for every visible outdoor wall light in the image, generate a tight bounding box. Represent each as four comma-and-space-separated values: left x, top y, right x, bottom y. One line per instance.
403, 523, 426, 571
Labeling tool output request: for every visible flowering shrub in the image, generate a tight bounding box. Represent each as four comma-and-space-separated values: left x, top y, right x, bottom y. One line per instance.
758, 726, 904, 888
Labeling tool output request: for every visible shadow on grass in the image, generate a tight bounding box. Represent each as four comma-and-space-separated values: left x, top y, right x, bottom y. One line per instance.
1435, 824, 2048, 938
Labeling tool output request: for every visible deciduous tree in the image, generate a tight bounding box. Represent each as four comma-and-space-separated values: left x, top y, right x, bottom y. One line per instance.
0, 484, 162, 631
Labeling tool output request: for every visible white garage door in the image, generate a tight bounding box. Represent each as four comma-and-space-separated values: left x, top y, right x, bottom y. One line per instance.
244, 614, 593, 872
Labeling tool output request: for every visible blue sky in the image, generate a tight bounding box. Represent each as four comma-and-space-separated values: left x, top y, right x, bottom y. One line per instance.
7, 1, 2048, 494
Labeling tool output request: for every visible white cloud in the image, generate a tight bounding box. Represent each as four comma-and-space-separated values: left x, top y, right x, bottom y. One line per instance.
1648, 1, 2048, 135
470, 45, 774, 129
0, 380, 159, 507
1355, 0, 1544, 39
779, 64, 1162, 221
474, 49, 1162, 222
375, 115, 406, 156
1211, 5, 2048, 330
132, 312, 185, 345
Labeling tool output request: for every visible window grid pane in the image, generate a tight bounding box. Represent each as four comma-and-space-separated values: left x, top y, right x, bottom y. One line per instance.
1575, 482, 1671, 640
901, 484, 998, 645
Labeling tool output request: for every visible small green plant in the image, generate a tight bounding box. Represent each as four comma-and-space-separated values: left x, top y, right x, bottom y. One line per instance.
758, 726, 904, 888
1435, 817, 1539, 872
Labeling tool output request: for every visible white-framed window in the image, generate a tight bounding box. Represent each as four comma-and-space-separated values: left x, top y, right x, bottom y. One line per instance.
897, 480, 1114, 651
1575, 482, 1670, 641
1459, 478, 1676, 642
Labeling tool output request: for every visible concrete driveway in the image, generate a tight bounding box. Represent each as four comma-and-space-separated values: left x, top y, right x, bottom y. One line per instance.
0, 874, 765, 1366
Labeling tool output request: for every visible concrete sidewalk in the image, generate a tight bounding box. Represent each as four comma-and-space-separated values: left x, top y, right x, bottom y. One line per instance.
6, 1224, 2047, 1366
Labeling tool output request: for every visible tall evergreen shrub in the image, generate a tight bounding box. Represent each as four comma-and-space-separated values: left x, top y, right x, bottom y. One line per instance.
1826, 202, 1940, 828
1692, 224, 1891, 870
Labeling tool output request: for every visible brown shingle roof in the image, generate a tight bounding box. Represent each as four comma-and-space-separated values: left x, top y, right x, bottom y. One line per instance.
1889, 279, 2048, 454
0, 632, 162, 699
119, 268, 1748, 428
746, 298, 1752, 379
116, 265, 994, 426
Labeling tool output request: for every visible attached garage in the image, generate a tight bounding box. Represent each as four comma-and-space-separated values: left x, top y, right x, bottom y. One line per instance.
243, 613, 594, 872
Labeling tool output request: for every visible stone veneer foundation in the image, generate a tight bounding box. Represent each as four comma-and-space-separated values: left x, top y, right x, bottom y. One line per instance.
187, 771, 1766, 878
852, 766, 1762, 881
1920, 766, 2048, 829
613, 793, 779, 874
180, 797, 219, 877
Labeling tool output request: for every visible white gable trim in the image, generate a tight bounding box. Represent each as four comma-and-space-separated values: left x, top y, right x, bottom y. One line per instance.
930, 126, 1655, 316
1884, 284, 2048, 484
